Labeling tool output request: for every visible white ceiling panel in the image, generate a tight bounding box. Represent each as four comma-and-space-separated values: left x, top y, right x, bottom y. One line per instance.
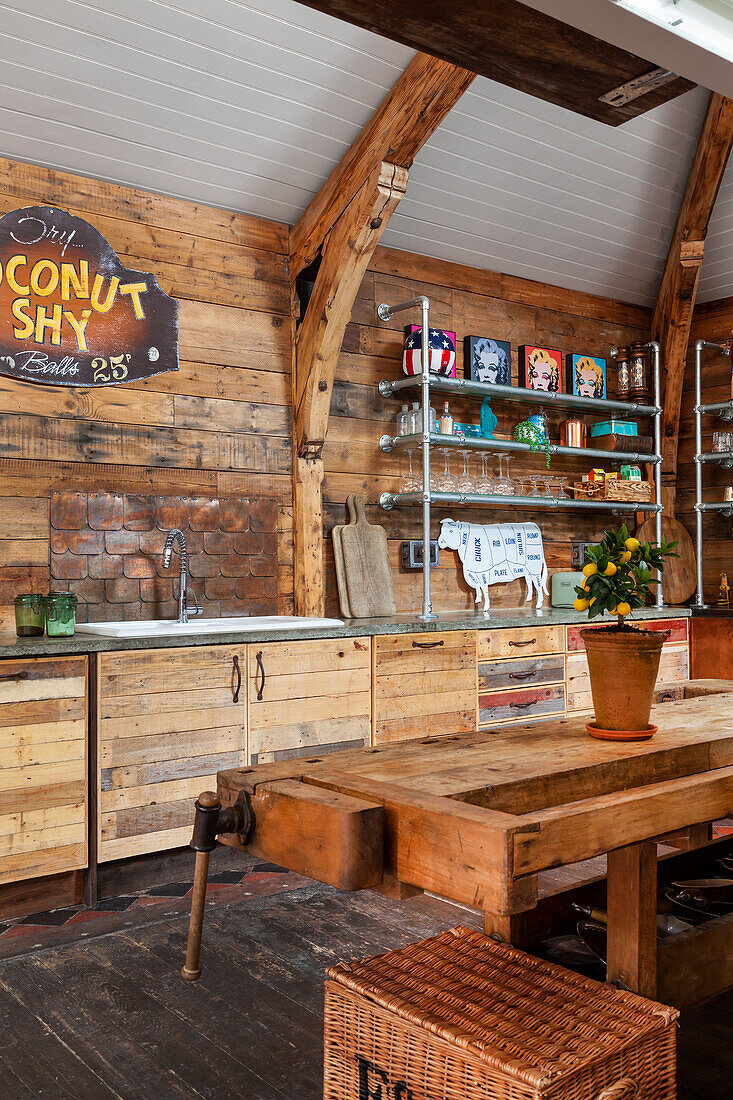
0, 0, 728, 305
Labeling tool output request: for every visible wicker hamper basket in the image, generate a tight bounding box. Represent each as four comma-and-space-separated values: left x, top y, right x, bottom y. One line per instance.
324, 927, 678, 1100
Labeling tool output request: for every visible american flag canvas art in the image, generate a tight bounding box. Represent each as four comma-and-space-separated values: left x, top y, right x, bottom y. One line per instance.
402, 325, 456, 377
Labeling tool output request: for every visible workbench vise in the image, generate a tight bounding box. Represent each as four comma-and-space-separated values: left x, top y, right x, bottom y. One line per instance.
181, 790, 254, 981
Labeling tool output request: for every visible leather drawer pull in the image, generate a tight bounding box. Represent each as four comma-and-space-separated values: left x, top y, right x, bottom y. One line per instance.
511, 701, 534, 709
412, 640, 444, 649
0, 670, 29, 681
509, 670, 537, 681
509, 639, 536, 647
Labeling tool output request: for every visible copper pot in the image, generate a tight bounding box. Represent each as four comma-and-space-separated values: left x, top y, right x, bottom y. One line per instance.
560, 417, 586, 448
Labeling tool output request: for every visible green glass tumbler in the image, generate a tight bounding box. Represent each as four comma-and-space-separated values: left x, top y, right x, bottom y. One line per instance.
14, 594, 46, 637
45, 593, 77, 637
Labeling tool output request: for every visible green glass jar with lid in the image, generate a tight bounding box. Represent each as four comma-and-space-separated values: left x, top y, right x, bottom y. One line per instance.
14, 594, 46, 637
45, 593, 77, 637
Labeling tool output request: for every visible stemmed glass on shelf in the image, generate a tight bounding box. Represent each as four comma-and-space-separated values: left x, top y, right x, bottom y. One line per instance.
457, 450, 476, 495
436, 448, 458, 493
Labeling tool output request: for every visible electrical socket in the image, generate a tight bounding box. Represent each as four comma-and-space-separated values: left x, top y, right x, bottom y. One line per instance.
570, 540, 594, 569
400, 540, 439, 569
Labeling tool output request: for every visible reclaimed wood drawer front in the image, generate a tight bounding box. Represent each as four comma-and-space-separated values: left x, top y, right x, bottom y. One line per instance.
479, 683, 566, 727
478, 654, 564, 693
373, 631, 476, 743
567, 642, 690, 712
0, 656, 87, 885
477, 626, 564, 661
98, 646, 245, 861
566, 617, 688, 651
248, 638, 371, 764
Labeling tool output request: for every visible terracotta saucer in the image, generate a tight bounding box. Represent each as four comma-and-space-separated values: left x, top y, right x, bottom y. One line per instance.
586, 722, 657, 742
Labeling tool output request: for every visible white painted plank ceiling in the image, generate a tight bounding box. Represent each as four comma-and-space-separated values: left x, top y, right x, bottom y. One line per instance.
0, 0, 728, 306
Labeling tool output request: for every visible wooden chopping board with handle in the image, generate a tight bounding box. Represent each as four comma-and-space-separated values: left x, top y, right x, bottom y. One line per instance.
340, 495, 396, 618
331, 495, 356, 618
637, 513, 696, 606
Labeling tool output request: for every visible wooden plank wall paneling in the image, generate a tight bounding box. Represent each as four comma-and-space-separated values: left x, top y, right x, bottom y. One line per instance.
0, 158, 294, 629
0, 158, 653, 624
678, 296, 733, 601
325, 247, 650, 616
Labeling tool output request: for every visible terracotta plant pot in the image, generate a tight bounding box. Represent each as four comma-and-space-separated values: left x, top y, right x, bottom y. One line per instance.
580, 626, 670, 736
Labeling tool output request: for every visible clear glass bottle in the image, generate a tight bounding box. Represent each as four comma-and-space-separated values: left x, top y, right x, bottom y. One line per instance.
396, 404, 409, 436
428, 404, 438, 434
439, 401, 454, 435
408, 401, 421, 434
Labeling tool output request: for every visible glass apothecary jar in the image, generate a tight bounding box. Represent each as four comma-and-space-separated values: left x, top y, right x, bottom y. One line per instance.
45, 593, 77, 637
14, 594, 46, 637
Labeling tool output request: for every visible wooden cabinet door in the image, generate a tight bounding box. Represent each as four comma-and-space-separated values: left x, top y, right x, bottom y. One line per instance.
373, 631, 476, 744
247, 638, 371, 764
97, 645, 245, 861
0, 656, 87, 885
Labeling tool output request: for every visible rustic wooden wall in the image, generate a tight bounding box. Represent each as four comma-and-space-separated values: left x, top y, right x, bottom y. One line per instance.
0, 159, 294, 630
324, 247, 651, 615
678, 297, 733, 602
0, 158, 653, 626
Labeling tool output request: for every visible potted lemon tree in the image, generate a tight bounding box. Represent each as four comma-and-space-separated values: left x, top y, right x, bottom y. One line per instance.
573, 523, 678, 741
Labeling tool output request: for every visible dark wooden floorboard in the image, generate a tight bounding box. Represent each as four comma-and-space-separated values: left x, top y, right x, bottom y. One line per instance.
0, 881, 727, 1098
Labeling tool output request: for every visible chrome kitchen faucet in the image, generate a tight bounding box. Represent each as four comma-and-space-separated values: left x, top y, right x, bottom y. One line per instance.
163, 528, 202, 624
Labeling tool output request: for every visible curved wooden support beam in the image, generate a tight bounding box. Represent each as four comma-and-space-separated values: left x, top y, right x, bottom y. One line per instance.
653, 92, 733, 514
290, 52, 475, 274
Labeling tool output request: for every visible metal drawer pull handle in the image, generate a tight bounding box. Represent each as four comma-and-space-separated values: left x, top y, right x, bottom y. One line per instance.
509, 671, 536, 681
232, 655, 241, 703
412, 640, 444, 649
509, 639, 536, 647
0, 671, 29, 681
255, 651, 266, 701
511, 701, 534, 709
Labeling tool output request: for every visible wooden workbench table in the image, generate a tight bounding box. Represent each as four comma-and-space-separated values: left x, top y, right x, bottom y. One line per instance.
217, 689, 733, 1006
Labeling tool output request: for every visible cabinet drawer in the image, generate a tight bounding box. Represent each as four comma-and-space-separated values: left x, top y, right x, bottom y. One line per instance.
567, 642, 689, 713
478, 654, 564, 693
248, 638, 371, 763
566, 618, 688, 651
478, 626, 564, 661
0, 656, 87, 886
98, 645, 245, 861
374, 631, 476, 744
479, 683, 566, 727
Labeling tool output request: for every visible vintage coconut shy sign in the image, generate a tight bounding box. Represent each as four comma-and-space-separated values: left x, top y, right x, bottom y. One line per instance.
0, 206, 178, 386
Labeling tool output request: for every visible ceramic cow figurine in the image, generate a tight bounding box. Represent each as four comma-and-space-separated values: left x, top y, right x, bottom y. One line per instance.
438, 519, 549, 612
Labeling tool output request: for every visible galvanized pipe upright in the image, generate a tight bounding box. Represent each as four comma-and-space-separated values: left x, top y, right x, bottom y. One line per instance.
693, 339, 730, 606
645, 341, 663, 607
377, 294, 435, 621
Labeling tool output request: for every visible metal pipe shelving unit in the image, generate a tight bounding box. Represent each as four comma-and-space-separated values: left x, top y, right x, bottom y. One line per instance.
377, 298, 664, 622
693, 339, 733, 605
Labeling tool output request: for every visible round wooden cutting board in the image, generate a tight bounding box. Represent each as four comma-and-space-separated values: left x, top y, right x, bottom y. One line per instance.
636, 514, 696, 606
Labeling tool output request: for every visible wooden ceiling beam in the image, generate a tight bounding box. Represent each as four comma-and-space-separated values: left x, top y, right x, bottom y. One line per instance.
289, 51, 475, 275
652, 92, 733, 515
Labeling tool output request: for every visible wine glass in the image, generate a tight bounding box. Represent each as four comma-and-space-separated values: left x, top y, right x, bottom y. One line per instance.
457, 450, 475, 494
522, 475, 539, 497
492, 454, 515, 495
475, 453, 493, 495
437, 449, 458, 493
399, 450, 419, 493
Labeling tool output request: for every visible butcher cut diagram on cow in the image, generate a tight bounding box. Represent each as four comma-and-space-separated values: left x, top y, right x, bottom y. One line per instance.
438, 519, 549, 611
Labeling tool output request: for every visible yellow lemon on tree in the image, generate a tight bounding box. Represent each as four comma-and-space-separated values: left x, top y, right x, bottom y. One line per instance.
581, 577, 592, 591
609, 605, 618, 615
603, 562, 617, 576
624, 537, 640, 552
620, 551, 632, 563
616, 601, 631, 616
582, 562, 597, 577
573, 597, 589, 612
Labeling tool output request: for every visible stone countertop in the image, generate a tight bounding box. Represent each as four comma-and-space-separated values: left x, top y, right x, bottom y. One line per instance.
0, 605, 691, 659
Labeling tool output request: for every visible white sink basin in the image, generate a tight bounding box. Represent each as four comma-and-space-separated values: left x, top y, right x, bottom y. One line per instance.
75, 615, 344, 638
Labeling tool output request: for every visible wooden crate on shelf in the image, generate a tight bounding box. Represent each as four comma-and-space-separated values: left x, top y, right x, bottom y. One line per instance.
572, 479, 653, 503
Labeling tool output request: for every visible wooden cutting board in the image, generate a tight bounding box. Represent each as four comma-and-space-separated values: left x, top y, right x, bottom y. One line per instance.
637, 514, 696, 606
340, 495, 396, 618
331, 495, 356, 618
